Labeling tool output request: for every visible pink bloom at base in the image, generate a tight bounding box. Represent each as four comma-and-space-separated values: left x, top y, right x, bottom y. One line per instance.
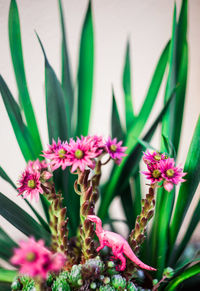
67, 136, 99, 172
160, 158, 186, 192
43, 139, 70, 171
105, 137, 127, 164
10, 237, 65, 279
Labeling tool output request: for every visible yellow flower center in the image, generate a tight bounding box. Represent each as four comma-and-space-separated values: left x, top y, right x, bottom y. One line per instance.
152, 169, 161, 178
110, 144, 117, 152
75, 149, 84, 159
26, 252, 36, 262
27, 179, 36, 189
58, 149, 66, 158
154, 154, 161, 161
166, 169, 174, 177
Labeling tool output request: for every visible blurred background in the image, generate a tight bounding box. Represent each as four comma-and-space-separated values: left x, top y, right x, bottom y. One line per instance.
0, 0, 199, 244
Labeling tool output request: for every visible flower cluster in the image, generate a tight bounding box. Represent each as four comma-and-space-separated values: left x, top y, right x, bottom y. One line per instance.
11, 237, 65, 279
43, 135, 127, 173
17, 159, 52, 201
142, 150, 186, 191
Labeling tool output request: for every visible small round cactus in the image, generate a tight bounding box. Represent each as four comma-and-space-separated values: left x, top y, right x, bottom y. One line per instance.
126, 281, 137, 291
68, 264, 82, 286
11, 278, 22, 290
52, 278, 71, 291
111, 274, 126, 289
99, 284, 115, 291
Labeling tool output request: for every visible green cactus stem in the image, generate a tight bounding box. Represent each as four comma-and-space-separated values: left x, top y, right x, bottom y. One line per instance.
42, 182, 69, 260
75, 169, 99, 262
125, 186, 156, 276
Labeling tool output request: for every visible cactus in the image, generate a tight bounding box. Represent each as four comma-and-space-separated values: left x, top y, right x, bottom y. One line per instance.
111, 274, 126, 289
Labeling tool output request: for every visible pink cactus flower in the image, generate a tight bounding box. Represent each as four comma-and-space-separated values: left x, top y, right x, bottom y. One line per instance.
11, 237, 65, 279
26, 159, 48, 172
160, 158, 186, 191
142, 163, 163, 184
42, 138, 63, 159
105, 137, 127, 164
85, 135, 105, 156
43, 139, 70, 171
17, 170, 43, 201
67, 137, 99, 172
143, 150, 167, 165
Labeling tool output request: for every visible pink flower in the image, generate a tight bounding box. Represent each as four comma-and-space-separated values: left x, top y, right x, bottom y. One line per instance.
11, 238, 65, 279
143, 150, 167, 165
67, 136, 100, 172
105, 137, 127, 164
27, 159, 48, 172
17, 170, 43, 201
160, 158, 186, 191
85, 135, 105, 156
17, 159, 52, 201
142, 163, 163, 184
43, 139, 70, 171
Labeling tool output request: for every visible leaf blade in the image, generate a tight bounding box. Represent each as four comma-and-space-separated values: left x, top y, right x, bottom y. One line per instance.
58, 0, 74, 125
123, 40, 135, 130
76, 0, 94, 136
8, 0, 42, 156
0, 75, 37, 162
0, 193, 51, 245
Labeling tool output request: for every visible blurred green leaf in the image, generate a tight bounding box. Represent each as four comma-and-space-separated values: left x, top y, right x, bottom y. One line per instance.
165, 262, 200, 290
0, 227, 17, 261
0, 166, 16, 190
98, 87, 177, 220
0, 75, 37, 162
111, 88, 124, 140
76, 0, 94, 136
173, 201, 200, 265
151, 5, 177, 276
137, 138, 158, 152
98, 40, 171, 220
36, 34, 70, 141
131, 41, 170, 137
58, 0, 74, 126
8, 0, 42, 156
37, 32, 80, 233
169, 116, 200, 262
120, 173, 141, 230
0, 268, 17, 283
0, 193, 51, 245
0, 282, 12, 290
172, 0, 188, 152
123, 40, 135, 131
161, 134, 176, 158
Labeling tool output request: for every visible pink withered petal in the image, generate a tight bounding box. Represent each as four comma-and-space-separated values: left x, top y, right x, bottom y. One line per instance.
105, 137, 127, 164
160, 158, 186, 185
163, 181, 174, 192
67, 137, 99, 172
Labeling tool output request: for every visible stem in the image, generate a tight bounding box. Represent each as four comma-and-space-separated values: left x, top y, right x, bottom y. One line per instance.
124, 186, 156, 277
